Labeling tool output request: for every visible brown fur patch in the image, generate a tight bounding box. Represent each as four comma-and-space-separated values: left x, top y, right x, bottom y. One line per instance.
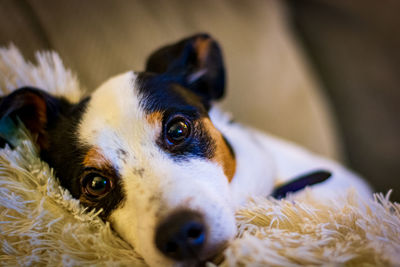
202, 118, 236, 182
146, 111, 163, 125
83, 147, 113, 170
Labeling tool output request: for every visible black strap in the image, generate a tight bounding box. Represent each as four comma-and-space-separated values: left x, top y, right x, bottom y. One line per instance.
271, 170, 332, 199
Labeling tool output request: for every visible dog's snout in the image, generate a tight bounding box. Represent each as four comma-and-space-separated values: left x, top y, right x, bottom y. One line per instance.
155, 210, 207, 261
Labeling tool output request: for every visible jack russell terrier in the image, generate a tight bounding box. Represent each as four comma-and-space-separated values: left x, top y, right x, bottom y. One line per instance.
0, 34, 371, 266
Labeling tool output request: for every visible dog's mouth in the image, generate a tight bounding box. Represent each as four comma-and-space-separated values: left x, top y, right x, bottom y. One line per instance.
187, 244, 227, 267
168, 245, 227, 267
206, 245, 227, 265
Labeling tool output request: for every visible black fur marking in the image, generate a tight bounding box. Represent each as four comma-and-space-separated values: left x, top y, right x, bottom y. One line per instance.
137, 73, 216, 161
145, 33, 226, 106
271, 170, 332, 199
0, 137, 7, 148
0, 87, 63, 150
0, 88, 125, 219
40, 97, 126, 218
40, 96, 91, 197
0, 88, 125, 216
137, 72, 207, 115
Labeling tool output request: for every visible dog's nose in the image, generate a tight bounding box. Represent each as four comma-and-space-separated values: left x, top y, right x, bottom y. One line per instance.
155, 210, 207, 260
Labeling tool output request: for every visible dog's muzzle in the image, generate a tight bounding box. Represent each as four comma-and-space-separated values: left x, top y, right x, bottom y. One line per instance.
155, 210, 207, 261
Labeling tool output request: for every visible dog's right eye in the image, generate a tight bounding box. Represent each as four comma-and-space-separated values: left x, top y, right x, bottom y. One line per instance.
82, 174, 112, 198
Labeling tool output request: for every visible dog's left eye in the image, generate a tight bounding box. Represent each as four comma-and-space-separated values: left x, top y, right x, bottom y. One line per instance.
82, 174, 112, 198
165, 117, 191, 145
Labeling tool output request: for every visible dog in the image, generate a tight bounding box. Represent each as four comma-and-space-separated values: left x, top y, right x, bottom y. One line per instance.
0, 34, 371, 266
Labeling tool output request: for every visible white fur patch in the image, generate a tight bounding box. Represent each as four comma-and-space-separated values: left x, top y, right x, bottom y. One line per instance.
209, 107, 276, 207
78, 72, 236, 266
209, 106, 372, 204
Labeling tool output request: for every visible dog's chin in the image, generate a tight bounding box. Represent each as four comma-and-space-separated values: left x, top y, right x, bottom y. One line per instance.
201, 240, 230, 265
141, 240, 230, 267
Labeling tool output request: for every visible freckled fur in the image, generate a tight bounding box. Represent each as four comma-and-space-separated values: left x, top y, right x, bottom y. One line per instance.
116, 148, 128, 163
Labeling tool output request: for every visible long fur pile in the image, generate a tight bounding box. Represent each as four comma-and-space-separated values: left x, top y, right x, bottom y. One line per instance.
1, 46, 399, 266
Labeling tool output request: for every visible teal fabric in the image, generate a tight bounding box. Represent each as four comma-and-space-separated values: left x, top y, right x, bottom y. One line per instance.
0, 117, 21, 148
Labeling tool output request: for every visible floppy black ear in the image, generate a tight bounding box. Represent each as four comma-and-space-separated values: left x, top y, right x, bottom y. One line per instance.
145, 33, 226, 103
0, 87, 63, 150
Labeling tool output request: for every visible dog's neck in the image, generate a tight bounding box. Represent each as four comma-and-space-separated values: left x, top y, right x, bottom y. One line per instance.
209, 106, 276, 208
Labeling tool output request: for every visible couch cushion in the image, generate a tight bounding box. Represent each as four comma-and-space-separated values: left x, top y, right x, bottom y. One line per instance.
0, 0, 342, 160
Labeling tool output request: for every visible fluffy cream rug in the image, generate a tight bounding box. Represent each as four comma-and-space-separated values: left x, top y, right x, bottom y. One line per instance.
1, 46, 399, 266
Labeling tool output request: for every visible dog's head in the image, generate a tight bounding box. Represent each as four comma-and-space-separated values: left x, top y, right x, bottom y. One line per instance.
0, 34, 237, 266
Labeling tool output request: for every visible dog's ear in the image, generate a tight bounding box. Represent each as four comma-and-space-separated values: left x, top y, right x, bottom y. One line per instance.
0, 87, 63, 150
145, 33, 225, 103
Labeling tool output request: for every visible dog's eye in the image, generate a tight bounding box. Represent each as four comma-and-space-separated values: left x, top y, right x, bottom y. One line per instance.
165, 117, 191, 145
83, 174, 112, 198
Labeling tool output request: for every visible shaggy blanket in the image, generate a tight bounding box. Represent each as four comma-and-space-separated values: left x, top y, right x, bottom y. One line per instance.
1, 46, 400, 266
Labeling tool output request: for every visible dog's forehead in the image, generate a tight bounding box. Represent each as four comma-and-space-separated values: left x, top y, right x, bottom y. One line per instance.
77, 71, 205, 165
80, 71, 205, 130
78, 72, 152, 165
85, 71, 141, 122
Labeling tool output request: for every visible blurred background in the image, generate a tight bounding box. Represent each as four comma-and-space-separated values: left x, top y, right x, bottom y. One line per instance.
0, 0, 398, 200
